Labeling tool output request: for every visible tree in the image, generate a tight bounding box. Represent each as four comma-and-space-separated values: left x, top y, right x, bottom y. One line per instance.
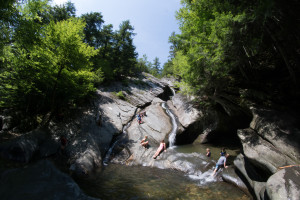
112, 20, 137, 78
151, 57, 161, 77
0, 2, 98, 115
135, 54, 150, 74
48, 1, 76, 22
81, 12, 104, 49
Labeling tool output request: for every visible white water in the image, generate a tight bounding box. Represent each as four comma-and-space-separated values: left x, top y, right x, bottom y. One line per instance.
162, 102, 178, 147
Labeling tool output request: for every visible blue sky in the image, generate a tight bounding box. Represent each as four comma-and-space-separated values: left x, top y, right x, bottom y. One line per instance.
52, 0, 182, 67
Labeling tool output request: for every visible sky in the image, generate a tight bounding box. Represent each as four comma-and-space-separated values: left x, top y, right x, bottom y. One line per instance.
52, 0, 182, 67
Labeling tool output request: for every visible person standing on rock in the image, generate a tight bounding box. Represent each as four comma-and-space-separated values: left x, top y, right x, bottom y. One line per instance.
212, 153, 229, 176
153, 140, 166, 159
140, 135, 149, 148
137, 113, 142, 124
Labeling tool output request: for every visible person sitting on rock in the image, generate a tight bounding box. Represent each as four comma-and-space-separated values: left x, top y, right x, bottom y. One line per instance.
153, 140, 166, 159
140, 135, 149, 148
212, 153, 229, 176
206, 148, 211, 157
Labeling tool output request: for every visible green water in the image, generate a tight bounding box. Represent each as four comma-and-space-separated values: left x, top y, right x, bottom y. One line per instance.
75, 163, 250, 200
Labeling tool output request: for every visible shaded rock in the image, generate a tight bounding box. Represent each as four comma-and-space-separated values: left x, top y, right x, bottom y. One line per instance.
0, 129, 58, 163
266, 166, 300, 200
171, 92, 251, 145
0, 160, 98, 200
234, 154, 268, 200
250, 107, 300, 163
221, 166, 252, 197
49, 115, 102, 175
170, 93, 203, 144
238, 128, 295, 174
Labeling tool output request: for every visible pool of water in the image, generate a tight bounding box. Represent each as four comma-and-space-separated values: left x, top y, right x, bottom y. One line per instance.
75, 163, 250, 200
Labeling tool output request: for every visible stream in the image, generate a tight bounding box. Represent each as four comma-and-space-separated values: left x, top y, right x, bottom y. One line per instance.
75, 161, 249, 200
80, 96, 249, 200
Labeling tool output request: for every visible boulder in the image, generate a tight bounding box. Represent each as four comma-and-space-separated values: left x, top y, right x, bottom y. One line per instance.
237, 128, 295, 174
250, 107, 300, 163
0, 160, 98, 200
266, 166, 300, 200
170, 93, 203, 144
234, 154, 268, 200
221, 166, 252, 197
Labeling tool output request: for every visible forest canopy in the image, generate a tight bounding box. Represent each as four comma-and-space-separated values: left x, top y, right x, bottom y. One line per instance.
162, 0, 300, 109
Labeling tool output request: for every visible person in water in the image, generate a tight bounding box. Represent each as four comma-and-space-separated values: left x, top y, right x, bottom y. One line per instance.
153, 140, 166, 159
140, 135, 149, 148
206, 148, 211, 157
220, 148, 226, 156
212, 153, 229, 176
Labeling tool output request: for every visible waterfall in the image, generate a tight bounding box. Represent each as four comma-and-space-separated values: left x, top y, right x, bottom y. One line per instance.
162, 102, 177, 147
103, 122, 131, 165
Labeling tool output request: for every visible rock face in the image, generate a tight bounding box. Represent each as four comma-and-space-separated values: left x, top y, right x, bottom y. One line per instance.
235, 106, 300, 200
0, 160, 97, 200
266, 166, 300, 200
0, 73, 172, 175
109, 97, 216, 179
234, 154, 267, 200
172, 93, 252, 145
249, 107, 300, 163
238, 128, 295, 174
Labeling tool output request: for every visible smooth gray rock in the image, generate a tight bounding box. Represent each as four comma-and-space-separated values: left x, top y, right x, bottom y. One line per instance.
110, 98, 216, 178
234, 154, 267, 200
0, 160, 98, 200
221, 166, 251, 197
250, 107, 300, 163
238, 128, 294, 174
266, 166, 300, 200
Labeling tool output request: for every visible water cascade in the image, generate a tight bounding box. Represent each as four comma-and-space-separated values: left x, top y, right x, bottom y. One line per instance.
162, 102, 177, 147
102, 122, 131, 165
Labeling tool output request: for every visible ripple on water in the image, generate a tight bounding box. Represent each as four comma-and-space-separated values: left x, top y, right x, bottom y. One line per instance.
75, 164, 250, 200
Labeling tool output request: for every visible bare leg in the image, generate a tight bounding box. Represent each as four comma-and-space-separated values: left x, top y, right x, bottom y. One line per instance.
153, 148, 162, 158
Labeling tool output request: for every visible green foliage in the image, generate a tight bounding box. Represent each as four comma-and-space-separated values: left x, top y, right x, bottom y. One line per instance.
115, 91, 126, 100
0, 1, 98, 114
0, 0, 149, 120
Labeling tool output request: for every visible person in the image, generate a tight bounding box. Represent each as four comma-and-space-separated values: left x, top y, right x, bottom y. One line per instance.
140, 135, 149, 148
60, 136, 67, 150
141, 111, 147, 117
137, 113, 142, 124
153, 140, 166, 159
220, 148, 226, 156
212, 153, 229, 176
206, 148, 211, 157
